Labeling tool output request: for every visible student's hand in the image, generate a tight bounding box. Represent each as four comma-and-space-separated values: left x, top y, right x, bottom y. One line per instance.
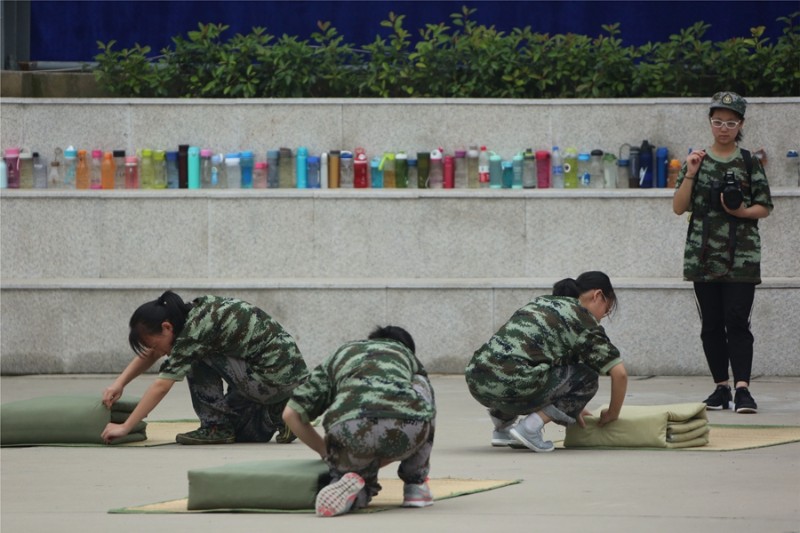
102, 384, 124, 408
101, 422, 130, 444
598, 408, 619, 427
576, 408, 593, 428
685, 149, 706, 177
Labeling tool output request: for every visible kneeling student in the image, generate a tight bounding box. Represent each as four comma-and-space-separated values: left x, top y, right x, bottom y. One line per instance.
283, 326, 436, 517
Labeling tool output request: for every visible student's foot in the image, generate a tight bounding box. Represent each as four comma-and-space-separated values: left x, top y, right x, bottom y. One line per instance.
734, 387, 758, 414
402, 480, 433, 508
491, 427, 516, 447
315, 473, 365, 517
509, 424, 554, 453
274, 423, 298, 444
703, 384, 732, 410
175, 425, 235, 445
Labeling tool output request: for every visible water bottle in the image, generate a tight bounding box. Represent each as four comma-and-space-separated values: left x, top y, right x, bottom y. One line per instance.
267, 150, 280, 188
535, 150, 551, 188
512, 153, 523, 189
577, 152, 591, 187
124, 155, 139, 189
656, 146, 669, 188
354, 150, 369, 188
225, 153, 241, 188
489, 152, 502, 189
416, 151, 430, 189
590, 149, 604, 188
101, 151, 115, 189
19, 150, 33, 188
200, 149, 213, 188
382, 152, 396, 188
339, 151, 354, 188
467, 146, 479, 188
551, 146, 564, 188
166, 151, 179, 189
370, 156, 383, 188
0, 158, 6, 188
113, 150, 126, 189
454, 149, 467, 188
617, 158, 631, 189
320, 152, 328, 188
429, 149, 443, 188
667, 159, 681, 188
210, 154, 224, 189
408, 158, 418, 189
395, 151, 408, 188
254, 161, 268, 188
307, 156, 321, 188
32, 152, 48, 188
501, 160, 513, 189
279, 147, 293, 188
523, 149, 536, 188
563, 147, 578, 188
785, 150, 799, 187
638, 141, 654, 188
603, 152, 617, 189
296, 146, 308, 188
177, 145, 189, 188
328, 150, 340, 188
139, 149, 155, 189
478, 145, 489, 187
63, 146, 77, 189
76, 150, 90, 189
153, 150, 167, 188
188, 146, 201, 189
444, 155, 455, 188
239, 150, 254, 188
89, 149, 102, 189
628, 146, 640, 188
49, 148, 63, 189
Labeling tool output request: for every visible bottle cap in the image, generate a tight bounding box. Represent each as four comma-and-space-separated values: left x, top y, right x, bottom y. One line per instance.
113, 150, 126, 158
240, 150, 253, 159
430, 149, 442, 160
141, 149, 152, 157
255, 161, 267, 169
188, 146, 200, 155
153, 150, 166, 161
225, 152, 240, 159
103, 152, 114, 160
19, 150, 32, 159
535, 150, 550, 160
340, 151, 353, 159
591, 149, 604, 157
4, 147, 20, 157
408, 158, 417, 167
455, 150, 466, 157
166, 151, 178, 161
395, 152, 408, 160
308, 156, 320, 164
501, 160, 512, 169
513, 153, 523, 162
787, 150, 799, 158
125, 156, 138, 164
267, 150, 280, 159
32, 151, 40, 158
669, 159, 681, 168
297, 147, 308, 156
578, 153, 590, 161
64, 147, 77, 158
618, 159, 629, 166
489, 153, 501, 162
200, 149, 213, 158
92, 150, 103, 158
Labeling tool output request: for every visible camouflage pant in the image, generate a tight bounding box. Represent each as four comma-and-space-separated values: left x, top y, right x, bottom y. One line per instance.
466, 361, 599, 426
186, 355, 300, 442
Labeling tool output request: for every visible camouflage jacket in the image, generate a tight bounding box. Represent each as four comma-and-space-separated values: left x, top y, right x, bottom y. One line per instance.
287, 339, 435, 430
466, 296, 621, 386
158, 296, 308, 390
676, 148, 773, 283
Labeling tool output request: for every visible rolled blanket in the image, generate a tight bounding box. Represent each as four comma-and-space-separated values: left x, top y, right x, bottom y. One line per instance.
0, 395, 147, 446
564, 403, 709, 449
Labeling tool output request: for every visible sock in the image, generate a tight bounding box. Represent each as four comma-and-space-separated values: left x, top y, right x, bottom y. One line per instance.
521, 412, 545, 433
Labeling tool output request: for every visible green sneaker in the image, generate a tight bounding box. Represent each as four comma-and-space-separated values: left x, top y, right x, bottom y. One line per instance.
175, 425, 235, 445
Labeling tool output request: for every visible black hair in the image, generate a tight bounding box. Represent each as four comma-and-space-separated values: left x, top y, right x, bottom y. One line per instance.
368, 325, 416, 354
552, 271, 618, 316
708, 108, 744, 143
128, 290, 193, 355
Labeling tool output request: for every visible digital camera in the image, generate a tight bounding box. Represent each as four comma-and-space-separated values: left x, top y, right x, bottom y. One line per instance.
710, 171, 743, 211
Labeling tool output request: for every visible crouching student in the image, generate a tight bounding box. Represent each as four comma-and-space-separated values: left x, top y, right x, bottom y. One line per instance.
101, 291, 309, 445
283, 326, 436, 517
465, 271, 628, 452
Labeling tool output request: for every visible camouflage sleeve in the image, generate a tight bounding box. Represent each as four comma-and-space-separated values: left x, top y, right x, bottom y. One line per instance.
575, 327, 621, 375
749, 157, 773, 212
157, 336, 207, 381
287, 363, 334, 424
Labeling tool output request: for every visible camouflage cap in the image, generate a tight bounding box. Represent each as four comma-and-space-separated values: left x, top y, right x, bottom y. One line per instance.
710, 91, 746, 117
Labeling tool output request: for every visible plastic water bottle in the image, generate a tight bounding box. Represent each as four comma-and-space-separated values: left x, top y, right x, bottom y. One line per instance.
76, 149, 90, 189
340, 151, 354, 188
153, 150, 167, 188
19, 150, 33, 188
667, 159, 681, 188
603, 152, 617, 189
239, 150, 254, 188
489, 152, 502, 189
354, 149, 369, 188
124, 155, 139, 189
320, 152, 328, 188
307, 156, 321, 188
628, 146, 640, 188
166, 151, 179, 189
577, 152, 591, 187
101, 151, 115, 189
523, 149, 536, 188
200, 149, 213, 188
551, 146, 564, 188
266, 150, 280, 188
395, 152, 408, 188
48, 148, 63, 189
512, 153, 523, 189
467, 146, 479, 188
296, 147, 308, 188
188, 146, 201, 189
63, 146, 77, 189
89, 149, 102, 189
590, 149, 604, 188
0, 158, 6, 188
210, 154, 224, 188
370, 156, 383, 188
429, 149, 443, 189
408, 158, 418, 189
785, 150, 799, 186
478, 146, 489, 187
454, 149, 467, 188
501, 160, 513, 188
327, 150, 340, 188
382, 152, 396, 188
279, 147, 293, 188
31, 152, 47, 188
113, 150, 126, 189
139, 149, 155, 189
617, 157, 630, 189
656, 146, 669, 188
254, 161, 267, 188
535, 150, 551, 188
416, 151, 430, 189
444, 155, 455, 188
225, 153, 241, 188
563, 147, 578, 188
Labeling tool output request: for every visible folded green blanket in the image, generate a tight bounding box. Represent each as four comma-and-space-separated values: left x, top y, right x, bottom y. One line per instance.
188, 459, 331, 510
564, 403, 709, 449
0, 395, 147, 446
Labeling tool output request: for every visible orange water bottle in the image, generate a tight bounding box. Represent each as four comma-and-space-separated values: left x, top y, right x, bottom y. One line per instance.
101, 151, 115, 189
76, 150, 90, 189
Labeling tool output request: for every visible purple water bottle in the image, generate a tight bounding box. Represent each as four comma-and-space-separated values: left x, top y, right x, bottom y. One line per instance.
4, 148, 20, 189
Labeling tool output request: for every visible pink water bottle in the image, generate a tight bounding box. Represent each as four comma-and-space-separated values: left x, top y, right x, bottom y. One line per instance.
535, 150, 551, 188
4, 148, 20, 189
125, 156, 139, 189
90, 149, 103, 189
354, 148, 369, 188
443, 155, 455, 188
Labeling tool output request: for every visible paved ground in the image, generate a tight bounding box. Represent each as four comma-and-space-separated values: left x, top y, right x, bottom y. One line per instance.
1, 374, 799, 533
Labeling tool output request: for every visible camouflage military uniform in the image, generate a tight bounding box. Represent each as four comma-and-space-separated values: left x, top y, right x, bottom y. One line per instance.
158, 296, 308, 441
676, 148, 773, 384
287, 339, 435, 509
465, 295, 621, 425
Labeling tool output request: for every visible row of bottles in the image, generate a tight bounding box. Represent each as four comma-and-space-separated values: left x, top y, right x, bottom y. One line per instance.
2, 143, 791, 190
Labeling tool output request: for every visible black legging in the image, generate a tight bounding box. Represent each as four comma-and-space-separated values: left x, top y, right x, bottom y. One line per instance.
693, 282, 756, 384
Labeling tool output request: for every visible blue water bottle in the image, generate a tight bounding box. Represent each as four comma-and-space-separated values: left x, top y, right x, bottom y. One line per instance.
656, 146, 669, 188
638, 140, 654, 188
188, 146, 200, 189
296, 147, 308, 188
240, 150, 254, 188
370, 157, 383, 188
489, 153, 502, 189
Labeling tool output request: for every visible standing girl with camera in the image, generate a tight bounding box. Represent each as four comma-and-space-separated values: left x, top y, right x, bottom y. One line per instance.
673, 91, 773, 413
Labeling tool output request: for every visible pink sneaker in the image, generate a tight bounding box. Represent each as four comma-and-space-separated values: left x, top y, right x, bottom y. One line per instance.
402, 480, 433, 508
315, 473, 365, 517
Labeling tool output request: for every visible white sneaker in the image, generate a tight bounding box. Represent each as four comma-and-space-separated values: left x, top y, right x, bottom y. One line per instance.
402, 480, 433, 508
315, 472, 365, 517
491, 427, 517, 447
509, 424, 555, 453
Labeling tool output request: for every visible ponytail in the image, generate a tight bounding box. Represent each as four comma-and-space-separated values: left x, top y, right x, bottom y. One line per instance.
128, 290, 193, 354
552, 278, 583, 298
552, 271, 618, 316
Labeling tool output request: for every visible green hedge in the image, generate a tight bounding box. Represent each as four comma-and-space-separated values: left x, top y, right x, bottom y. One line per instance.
93, 7, 800, 98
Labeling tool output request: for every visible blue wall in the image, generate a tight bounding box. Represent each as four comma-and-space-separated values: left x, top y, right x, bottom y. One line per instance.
30, 1, 796, 62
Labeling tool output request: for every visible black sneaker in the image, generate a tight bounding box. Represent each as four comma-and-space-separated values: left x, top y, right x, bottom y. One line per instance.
703, 384, 732, 410
734, 387, 758, 414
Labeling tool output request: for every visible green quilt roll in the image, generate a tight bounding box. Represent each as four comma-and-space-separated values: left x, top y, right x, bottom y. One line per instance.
0, 395, 147, 446
187, 459, 331, 510
564, 402, 709, 449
